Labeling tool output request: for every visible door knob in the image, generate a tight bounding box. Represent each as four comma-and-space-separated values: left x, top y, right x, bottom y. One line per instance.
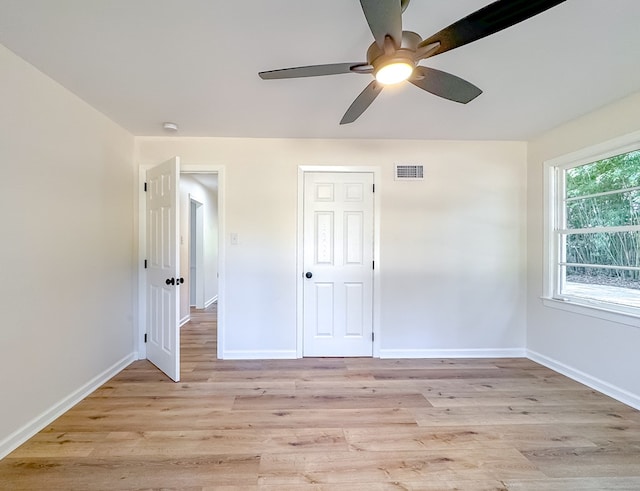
305, 272, 313, 279
166, 277, 175, 286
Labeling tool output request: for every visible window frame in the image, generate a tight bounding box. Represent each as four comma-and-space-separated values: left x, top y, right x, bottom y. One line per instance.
543, 130, 640, 326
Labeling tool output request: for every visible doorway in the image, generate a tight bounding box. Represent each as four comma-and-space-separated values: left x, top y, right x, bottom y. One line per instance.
180, 173, 219, 327
189, 197, 204, 309
299, 170, 377, 357
139, 162, 225, 378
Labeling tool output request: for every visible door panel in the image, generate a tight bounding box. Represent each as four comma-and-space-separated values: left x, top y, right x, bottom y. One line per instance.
345, 212, 364, 263
315, 212, 334, 264
315, 283, 334, 336
146, 157, 180, 381
344, 283, 364, 336
303, 172, 374, 357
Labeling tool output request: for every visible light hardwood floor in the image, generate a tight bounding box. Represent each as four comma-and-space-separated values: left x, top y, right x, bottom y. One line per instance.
2, 305, 640, 490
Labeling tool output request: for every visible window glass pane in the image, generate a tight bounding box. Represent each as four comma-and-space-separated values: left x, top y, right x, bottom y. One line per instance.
555, 144, 640, 311
566, 150, 640, 198
563, 265, 640, 308
565, 231, 640, 268
566, 265, 640, 289
566, 190, 640, 228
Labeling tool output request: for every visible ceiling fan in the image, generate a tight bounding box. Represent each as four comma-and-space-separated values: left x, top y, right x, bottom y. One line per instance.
258, 0, 566, 124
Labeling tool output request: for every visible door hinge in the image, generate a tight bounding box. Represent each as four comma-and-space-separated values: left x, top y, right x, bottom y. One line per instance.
144, 259, 147, 269
144, 333, 147, 343
372, 332, 375, 342
144, 182, 147, 192
372, 183, 375, 193
372, 260, 375, 270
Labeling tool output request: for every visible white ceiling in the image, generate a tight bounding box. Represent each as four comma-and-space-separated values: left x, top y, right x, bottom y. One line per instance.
1, 0, 639, 141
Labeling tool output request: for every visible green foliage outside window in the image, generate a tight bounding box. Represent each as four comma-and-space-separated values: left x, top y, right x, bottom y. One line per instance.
564, 150, 640, 288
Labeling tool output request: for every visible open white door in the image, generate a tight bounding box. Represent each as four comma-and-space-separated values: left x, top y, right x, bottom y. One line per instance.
146, 157, 181, 381
303, 171, 374, 357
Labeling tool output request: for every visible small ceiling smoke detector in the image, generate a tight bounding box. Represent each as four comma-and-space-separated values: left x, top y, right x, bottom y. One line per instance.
163, 122, 178, 132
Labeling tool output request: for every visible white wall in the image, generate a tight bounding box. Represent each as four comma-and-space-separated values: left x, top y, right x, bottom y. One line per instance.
527, 91, 640, 408
137, 137, 527, 358
0, 44, 136, 456
179, 174, 218, 321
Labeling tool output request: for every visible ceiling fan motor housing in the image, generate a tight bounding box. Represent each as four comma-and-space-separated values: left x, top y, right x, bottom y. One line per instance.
367, 31, 421, 76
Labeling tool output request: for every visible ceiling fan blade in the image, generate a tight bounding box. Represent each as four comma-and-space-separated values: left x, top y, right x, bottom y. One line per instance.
259, 62, 366, 80
340, 81, 383, 125
417, 0, 566, 58
360, 0, 403, 49
410, 66, 482, 104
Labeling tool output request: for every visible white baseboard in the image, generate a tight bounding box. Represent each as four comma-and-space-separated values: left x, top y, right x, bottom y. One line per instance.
527, 350, 640, 410
0, 352, 137, 460
223, 348, 526, 360
179, 315, 190, 327
379, 348, 527, 359
205, 296, 218, 308
221, 349, 297, 360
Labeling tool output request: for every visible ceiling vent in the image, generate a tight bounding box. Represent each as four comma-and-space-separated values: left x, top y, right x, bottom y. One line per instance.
395, 164, 424, 181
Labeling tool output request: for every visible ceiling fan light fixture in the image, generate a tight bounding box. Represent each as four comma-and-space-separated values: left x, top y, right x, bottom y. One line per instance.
374, 60, 414, 85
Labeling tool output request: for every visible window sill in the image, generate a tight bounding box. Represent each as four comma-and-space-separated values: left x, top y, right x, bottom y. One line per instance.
541, 296, 640, 328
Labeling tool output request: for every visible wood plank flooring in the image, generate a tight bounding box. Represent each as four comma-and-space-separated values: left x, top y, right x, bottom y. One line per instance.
2, 305, 640, 490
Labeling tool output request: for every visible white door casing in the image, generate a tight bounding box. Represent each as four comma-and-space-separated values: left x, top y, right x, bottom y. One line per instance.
303, 172, 374, 357
146, 157, 180, 381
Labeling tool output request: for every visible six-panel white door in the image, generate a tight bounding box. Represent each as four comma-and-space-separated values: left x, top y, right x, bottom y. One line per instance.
303, 172, 374, 357
146, 157, 181, 381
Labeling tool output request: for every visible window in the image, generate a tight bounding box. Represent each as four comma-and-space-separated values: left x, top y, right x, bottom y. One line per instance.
546, 133, 640, 317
